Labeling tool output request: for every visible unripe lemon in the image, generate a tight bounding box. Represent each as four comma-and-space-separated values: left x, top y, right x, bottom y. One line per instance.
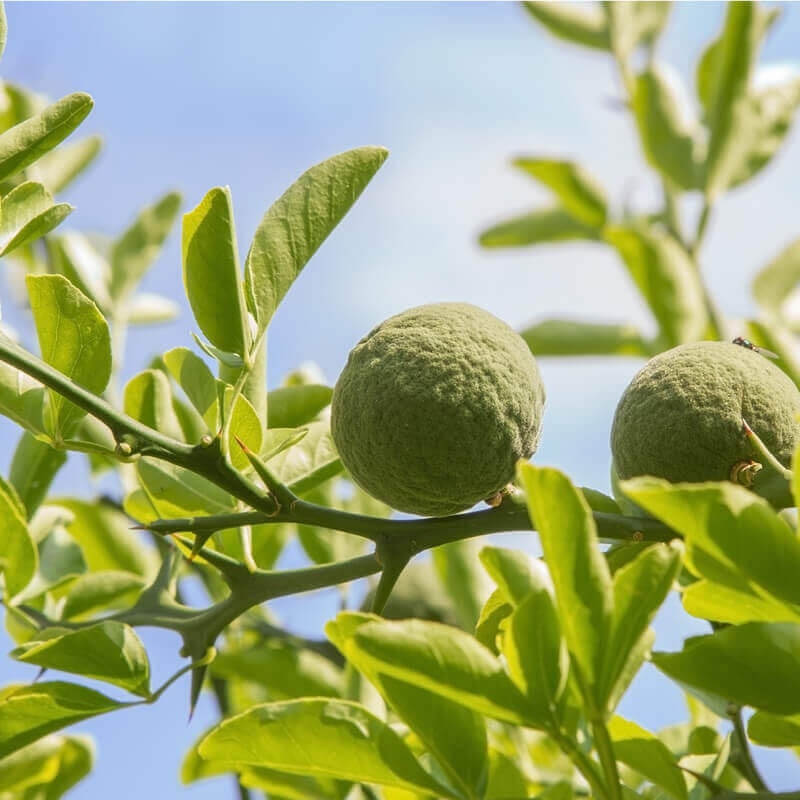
331, 302, 545, 517
610, 341, 800, 505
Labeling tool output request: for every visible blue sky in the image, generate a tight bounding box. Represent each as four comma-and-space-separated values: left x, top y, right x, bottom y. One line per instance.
1, 2, 800, 797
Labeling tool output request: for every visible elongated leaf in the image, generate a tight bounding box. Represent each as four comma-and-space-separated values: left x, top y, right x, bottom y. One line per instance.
266, 420, 341, 493
622, 479, 800, 611
598, 542, 682, 712
432, 539, 492, 630
26, 274, 111, 440
333, 615, 533, 726
47, 232, 112, 312
503, 588, 568, 722
163, 346, 218, 428
513, 158, 607, 227
56, 498, 157, 577
0, 92, 93, 182
605, 2, 672, 60
748, 710, 800, 747
61, 571, 146, 620
0, 3, 6, 61
604, 225, 706, 346
0, 734, 93, 799
12, 621, 150, 697
198, 698, 450, 796
702, 3, 758, 199
126, 292, 179, 325
520, 318, 648, 357
224, 389, 263, 470
211, 639, 344, 699
245, 146, 387, 330
654, 622, 800, 714
133, 458, 236, 521
522, 2, 609, 50
479, 207, 599, 248
682, 579, 800, 626
183, 186, 247, 355
0, 682, 122, 759
0, 360, 46, 434
124, 369, 184, 441
479, 546, 552, 607
474, 589, 512, 655
743, 318, 800, 392
0, 476, 37, 599
329, 612, 489, 800
609, 716, 687, 800
28, 133, 102, 194
0, 181, 72, 255
517, 464, 612, 710
632, 66, 701, 191
267, 384, 333, 429
752, 237, 800, 317
9, 432, 66, 517
111, 191, 181, 301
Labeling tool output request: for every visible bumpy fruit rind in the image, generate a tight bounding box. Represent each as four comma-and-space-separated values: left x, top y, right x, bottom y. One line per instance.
610, 341, 800, 504
331, 302, 545, 517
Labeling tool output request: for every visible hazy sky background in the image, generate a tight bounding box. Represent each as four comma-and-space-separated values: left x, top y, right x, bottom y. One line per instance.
1, 2, 799, 797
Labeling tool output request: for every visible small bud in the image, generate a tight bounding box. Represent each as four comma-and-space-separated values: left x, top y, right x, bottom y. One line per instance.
200, 434, 214, 448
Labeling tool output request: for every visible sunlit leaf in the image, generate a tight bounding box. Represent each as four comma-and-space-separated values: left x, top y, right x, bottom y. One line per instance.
0, 475, 37, 599
520, 318, 649, 357
522, 2, 609, 50
479, 206, 599, 248
28, 133, 102, 194
244, 146, 388, 331
0, 181, 72, 255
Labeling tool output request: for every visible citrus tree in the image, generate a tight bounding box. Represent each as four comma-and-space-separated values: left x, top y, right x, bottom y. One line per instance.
1, 3, 800, 799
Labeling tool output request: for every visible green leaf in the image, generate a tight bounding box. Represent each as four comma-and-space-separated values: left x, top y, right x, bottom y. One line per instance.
474, 589, 512, 655
61, 571, 146, 620
479, 207, 600, 248
632, 66, 701, 191
0, 360, 46, 435
0, 681, 122, 759
56, 498, 158, 577
520, 318, 649, 357
12, 621, 150, 697
752, 237, 800, 317
0, 2, 7, 61
211, 639, 344, 699
0, 476, 37, 599
225, 388, 263, 471
609, 716, 687, 800
701, 2, 759, 199
682, 579, 800, 626
244, 146, 388, 330
19, 523, 86, 603
622, 479, 800, 613
513, 158, 607, 227
522, 2, 609, 50
0, 735, 93, 799
182, 186, 247, 356
47, 233, 111, 312
432, 540, 492, 630
163, 346, 219, 428
126, 292, 179, 325
26, 274, 111, 441
197, 698, 450, 796
748, 710, 800, 747
330, 614, 532, 726
598, 542, 682, 713
124, 369, 184, 442
743, 318, 800, 394
110, 191, 181, 301
132, 459, 236, 521
9, 432, 66, 518
479, 546, 551, 607
378, 675, 489, 800
28, 133, 102, 194
653, 622, 800, 715
267, 384, 333, 429
503, 587, 568, 722
604, 225, 706, 346
517, 463, 612, 710
0, 181, 72, 255
0, 92, 93, 182
605, 2, 672, 60
266, 420, 342, 493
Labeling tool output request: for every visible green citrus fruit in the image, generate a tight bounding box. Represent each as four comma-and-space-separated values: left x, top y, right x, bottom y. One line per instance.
331, 302, 545, 517
610, 341, 800, 505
